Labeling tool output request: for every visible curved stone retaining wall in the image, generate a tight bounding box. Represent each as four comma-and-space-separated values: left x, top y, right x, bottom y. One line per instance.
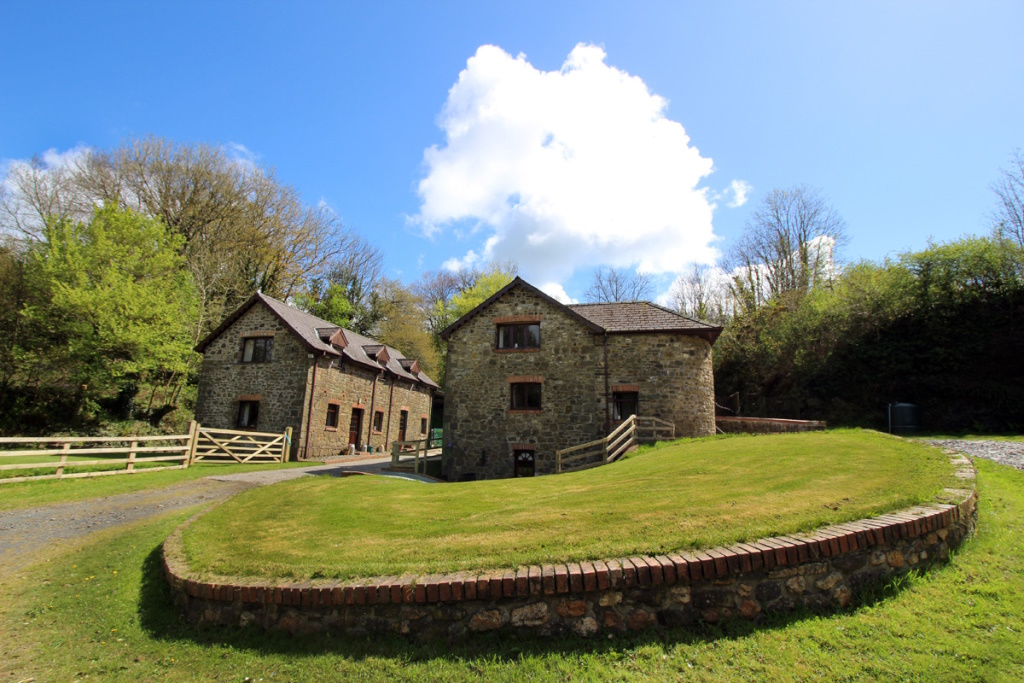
163, 451, 976, 639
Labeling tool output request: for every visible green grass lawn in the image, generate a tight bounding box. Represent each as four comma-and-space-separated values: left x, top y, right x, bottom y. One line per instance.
0, 460, 313, 512
182, 429, 957, 581
1, 457, 1020, 682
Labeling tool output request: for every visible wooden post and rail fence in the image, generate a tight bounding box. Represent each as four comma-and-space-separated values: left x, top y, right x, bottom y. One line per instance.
0, 421, 293, 484
554, 415, 676, 474
390, 429, 444, 475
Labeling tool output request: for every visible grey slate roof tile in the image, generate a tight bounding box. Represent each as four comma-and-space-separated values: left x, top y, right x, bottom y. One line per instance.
196, 292, 438, 389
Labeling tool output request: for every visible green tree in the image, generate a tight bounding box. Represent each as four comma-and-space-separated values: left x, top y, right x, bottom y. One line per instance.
447, 266, 516, 320
25, 205, 197, 421
293, 279, 355, 329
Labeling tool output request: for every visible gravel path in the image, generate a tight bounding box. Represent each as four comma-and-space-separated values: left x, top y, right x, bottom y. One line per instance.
0, 459, 435, 581
926, 439, 1024, 471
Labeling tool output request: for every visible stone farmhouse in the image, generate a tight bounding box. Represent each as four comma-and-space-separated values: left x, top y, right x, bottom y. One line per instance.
194, 293, 438, 460
440, 277, 721, 481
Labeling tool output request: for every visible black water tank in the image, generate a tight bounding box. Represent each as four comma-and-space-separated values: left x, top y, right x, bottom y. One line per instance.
888, 403, 921, 435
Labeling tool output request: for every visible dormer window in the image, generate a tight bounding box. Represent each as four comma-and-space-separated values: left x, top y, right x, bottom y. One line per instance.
497, 323, 540, 350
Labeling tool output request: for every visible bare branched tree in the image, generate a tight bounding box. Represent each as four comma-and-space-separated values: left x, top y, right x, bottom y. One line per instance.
992, 148, 1024, 249
1, 136, 353, 339
727, 185, 847, 308
584, 266, 654, 302
670, 263, 731, 323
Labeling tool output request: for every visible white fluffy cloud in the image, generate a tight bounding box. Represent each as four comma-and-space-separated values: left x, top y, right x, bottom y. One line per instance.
413, 44, 722, 285
726, 179, 752, 208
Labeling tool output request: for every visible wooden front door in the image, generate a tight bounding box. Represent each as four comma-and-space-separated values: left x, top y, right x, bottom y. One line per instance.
349, 408, 364, 449
398, 410, 408, 442
514, 450, 535, 477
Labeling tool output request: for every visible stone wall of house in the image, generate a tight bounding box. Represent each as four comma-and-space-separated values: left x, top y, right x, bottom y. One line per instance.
195, 301, 433, 461
194, 303, 309, 446
443, 288, 605, 481
443, 287, 718, 481
605, 333, 716, 438
300, 358, 433, 460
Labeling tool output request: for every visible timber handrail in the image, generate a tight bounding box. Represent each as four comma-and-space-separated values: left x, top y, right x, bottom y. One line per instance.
555, 415, 676, 475
391, 438, 432, 474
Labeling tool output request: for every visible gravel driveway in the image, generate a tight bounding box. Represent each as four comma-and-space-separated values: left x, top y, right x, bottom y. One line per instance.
0, 458, 432, 581
925, 439, 1024, 471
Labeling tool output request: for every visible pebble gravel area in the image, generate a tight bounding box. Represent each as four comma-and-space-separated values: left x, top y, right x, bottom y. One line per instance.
0, 478, 254, 580
0, 459, 434, 581
926, 439, 1024, 471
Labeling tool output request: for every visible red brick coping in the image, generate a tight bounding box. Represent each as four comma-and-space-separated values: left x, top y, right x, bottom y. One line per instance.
163, 449, 977, 636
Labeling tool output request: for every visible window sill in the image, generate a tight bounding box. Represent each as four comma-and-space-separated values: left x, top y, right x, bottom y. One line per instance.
372, 430, 383, 435
507, 409, 543, 415
494, 348, 541, 353
325, 426, 339, 432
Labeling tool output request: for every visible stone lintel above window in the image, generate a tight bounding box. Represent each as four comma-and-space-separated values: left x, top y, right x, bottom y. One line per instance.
507, 375, 544, 384
237, 393, 262, 401
240, 330, 275, 338
510, 442, 536, 451
611, 384, 640, 392
493, 315, 542, 324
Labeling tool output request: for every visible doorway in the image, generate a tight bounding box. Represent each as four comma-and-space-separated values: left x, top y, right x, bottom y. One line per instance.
349, 408, 364, 450
398, 410, 408, 442
513, 449, 535, 477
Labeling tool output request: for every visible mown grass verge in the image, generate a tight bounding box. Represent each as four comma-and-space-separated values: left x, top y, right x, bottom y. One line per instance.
1, 457, 1020, 682
0, 460, 313, 512
182, 429, 956, 580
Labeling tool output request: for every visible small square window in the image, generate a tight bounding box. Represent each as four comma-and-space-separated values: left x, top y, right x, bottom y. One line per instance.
237, 400, 260, 429
325, 403, 340, 429
497, 323, 540, 349
510, 383, 542, 410
613, 392, 638, 420
241, 337, 273, 363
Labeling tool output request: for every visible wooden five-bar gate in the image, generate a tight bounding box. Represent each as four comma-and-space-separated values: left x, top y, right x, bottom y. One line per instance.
0, 421, 292, 484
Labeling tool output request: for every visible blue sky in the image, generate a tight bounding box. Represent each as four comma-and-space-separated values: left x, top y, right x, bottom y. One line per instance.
2, 1, 1022, 302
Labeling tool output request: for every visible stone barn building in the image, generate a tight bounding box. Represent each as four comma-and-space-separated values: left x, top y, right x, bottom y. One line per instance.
194, 293, 437, 460
440, 277, 721, 481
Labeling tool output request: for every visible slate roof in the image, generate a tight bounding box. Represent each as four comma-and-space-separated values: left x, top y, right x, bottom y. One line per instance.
569, 301, 719, 334
195, 292, 438, 389
440, 277, 721, 343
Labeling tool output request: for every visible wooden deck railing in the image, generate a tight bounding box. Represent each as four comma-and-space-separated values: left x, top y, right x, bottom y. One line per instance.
554, 415, 676, 474
392, 438, 440, 475
0, 421, 294, 483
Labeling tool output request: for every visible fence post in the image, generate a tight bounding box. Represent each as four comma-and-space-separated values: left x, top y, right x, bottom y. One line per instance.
127, 440, 138, 473
186, 421, 200, 466
56, 442, 70, 478
282, 426, 293, 462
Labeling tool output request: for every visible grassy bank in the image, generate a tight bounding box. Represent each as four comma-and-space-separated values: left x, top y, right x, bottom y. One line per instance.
182, 429, 955, 580
1, 458, 1020, 682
